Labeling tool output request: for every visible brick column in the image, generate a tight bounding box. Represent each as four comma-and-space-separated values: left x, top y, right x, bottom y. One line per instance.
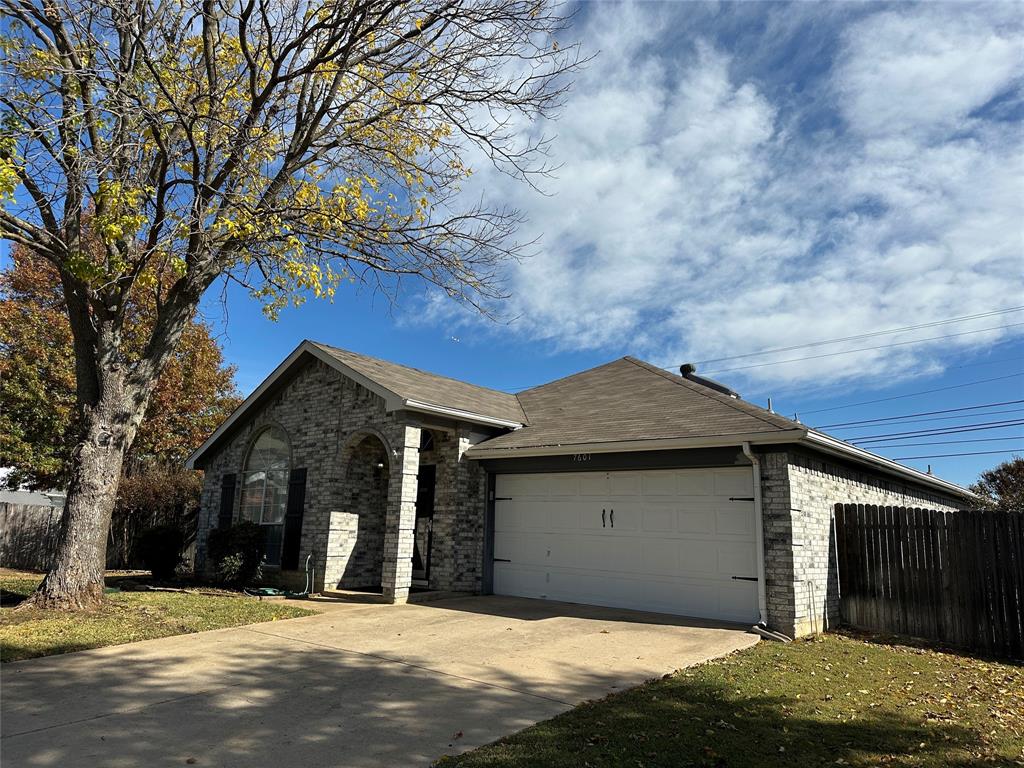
381, 424, 420, 603
758, 450, 799, 637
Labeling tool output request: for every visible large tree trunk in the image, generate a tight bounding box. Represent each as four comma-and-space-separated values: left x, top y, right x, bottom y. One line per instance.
20, 369, 140, 610
21, 267, 203, 610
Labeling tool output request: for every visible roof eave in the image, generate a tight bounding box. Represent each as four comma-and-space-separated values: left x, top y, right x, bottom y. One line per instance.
401, 399, 524, 429
187, 340, 523, 469
464, 429, 809, 459
466, 428, 974, 499
799, 430, 976, 500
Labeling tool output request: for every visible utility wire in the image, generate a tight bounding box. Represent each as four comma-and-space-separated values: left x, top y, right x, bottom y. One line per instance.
701, 323, 1024, 375
800, 372, 1024, 415
816, 399, 1024, 428
893, 448, 1024, 460
849, 419, 1024, 443
855, 436, 1024, 449
681, 306, 1024, 366
824, 407, 1024, 431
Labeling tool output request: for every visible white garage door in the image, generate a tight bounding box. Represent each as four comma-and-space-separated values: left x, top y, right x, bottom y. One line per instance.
493, 467, 758, 623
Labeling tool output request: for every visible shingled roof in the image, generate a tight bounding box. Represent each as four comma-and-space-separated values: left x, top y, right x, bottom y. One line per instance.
187, 342, 972, 497
468, 357, 801, 454
311, 343, 527, 425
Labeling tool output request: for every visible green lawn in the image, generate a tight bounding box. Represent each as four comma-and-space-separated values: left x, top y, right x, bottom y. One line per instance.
0, 569, 315, 662
439, 633, 1024, 768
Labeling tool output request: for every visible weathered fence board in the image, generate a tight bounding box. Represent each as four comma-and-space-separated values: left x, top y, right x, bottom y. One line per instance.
835, 504, 1024, 659
0, 502, 63, 571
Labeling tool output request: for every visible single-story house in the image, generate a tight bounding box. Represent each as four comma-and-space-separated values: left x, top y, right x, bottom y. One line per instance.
187, 340, 973, 637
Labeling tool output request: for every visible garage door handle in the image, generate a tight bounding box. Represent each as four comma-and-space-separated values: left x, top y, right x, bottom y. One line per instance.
493, 558, 512, 563
610, 509, 614, 527
731, 576, 759, 581
602, 509, 606, 527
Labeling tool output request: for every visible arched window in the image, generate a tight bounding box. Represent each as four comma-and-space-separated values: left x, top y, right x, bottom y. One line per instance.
240, 426, 290, 565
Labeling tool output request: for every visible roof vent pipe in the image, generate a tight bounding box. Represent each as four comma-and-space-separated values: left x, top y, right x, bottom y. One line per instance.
678, 363, 742, 399
767, 397, 774, 413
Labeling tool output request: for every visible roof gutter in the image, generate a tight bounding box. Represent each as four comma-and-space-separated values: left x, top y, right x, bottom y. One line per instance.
465, 430, 808, 459
466, 428, 973, 498
401, 399, 524, 430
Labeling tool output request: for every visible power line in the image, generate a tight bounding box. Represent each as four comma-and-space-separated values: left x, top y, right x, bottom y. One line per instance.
683, 307, 1024, 366
800, 372, 1024, 415
849, 419, 1024, 444
856, 436, 1024, 449
702, 323, 1024, 375
893, 448, 1024, 460
816, 399, 1024, 429
825, 407, 1024, 431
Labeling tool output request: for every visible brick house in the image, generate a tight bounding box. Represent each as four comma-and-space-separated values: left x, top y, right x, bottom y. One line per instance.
188, 340, 972, 638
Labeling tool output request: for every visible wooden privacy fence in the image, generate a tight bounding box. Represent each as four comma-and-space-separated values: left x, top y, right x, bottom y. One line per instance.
0, 502, 63, 571
834, 505, 1024, 659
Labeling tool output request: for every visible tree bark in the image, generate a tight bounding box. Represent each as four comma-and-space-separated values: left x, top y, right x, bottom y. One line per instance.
19, 365, 140, 610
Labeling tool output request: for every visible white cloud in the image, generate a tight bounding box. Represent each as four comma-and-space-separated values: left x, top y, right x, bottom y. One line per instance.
835, 5, 1022, 139
435, 2, 1024, 394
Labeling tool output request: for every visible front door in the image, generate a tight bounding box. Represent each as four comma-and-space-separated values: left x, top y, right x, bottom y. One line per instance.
412, 464, 436, 584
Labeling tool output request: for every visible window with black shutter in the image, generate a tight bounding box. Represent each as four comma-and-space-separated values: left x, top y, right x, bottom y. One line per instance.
218, 473, 237, 529
281, 468, 307, 570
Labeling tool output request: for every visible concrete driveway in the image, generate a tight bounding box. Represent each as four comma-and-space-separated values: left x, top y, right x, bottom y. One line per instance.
1, 595, 757, 767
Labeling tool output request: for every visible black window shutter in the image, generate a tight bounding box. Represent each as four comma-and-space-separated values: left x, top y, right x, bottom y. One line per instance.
218, 473, 237, 529
281, 468, 307, 570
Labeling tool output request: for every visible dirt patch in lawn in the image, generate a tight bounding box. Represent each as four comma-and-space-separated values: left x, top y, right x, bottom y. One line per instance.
439, 632, 1024, 768
0, 569, 316, 662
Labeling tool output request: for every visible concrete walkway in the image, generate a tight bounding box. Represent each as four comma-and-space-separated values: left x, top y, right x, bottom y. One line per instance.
1, 595, 757, 767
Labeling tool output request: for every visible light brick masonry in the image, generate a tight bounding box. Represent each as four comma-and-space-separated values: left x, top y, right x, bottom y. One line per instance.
195, 356, 969, 635
758, 448, 963, 638
196, 359, 490, 599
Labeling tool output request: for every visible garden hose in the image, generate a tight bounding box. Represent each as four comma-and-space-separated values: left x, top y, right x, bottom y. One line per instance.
244, 552, 316, 599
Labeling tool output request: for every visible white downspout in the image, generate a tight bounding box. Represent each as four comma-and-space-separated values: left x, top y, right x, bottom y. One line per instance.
742, 442, 770, 628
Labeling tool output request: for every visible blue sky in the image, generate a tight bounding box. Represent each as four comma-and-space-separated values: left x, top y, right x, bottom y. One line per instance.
4, 1, 1022, 488
199, 2, 1023, 487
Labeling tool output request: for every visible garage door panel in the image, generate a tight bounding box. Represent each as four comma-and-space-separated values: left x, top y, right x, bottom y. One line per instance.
641, 471, 677, 496
578, 473, 609, 496
521, 500, 579, 530
719, 581, 759, 619
550, 534, 616, 570
639, 539, 680, 575
676, 471, 715, 496
717, 541, 757, 577
548, 474, 579, 496
609, 472, 640, 496
716, 505, 755, 536
493, 563, 546, 596
493, 468, 758, 623
493, 531, 548, 564
641, 504, 676, 533
714, 469, 754, 495
677, 540, 719, 575
675, 502, 717, 535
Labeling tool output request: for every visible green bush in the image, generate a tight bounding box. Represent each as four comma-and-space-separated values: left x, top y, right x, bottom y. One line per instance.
135, 524, 185, 580
207, 521, 264, 586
